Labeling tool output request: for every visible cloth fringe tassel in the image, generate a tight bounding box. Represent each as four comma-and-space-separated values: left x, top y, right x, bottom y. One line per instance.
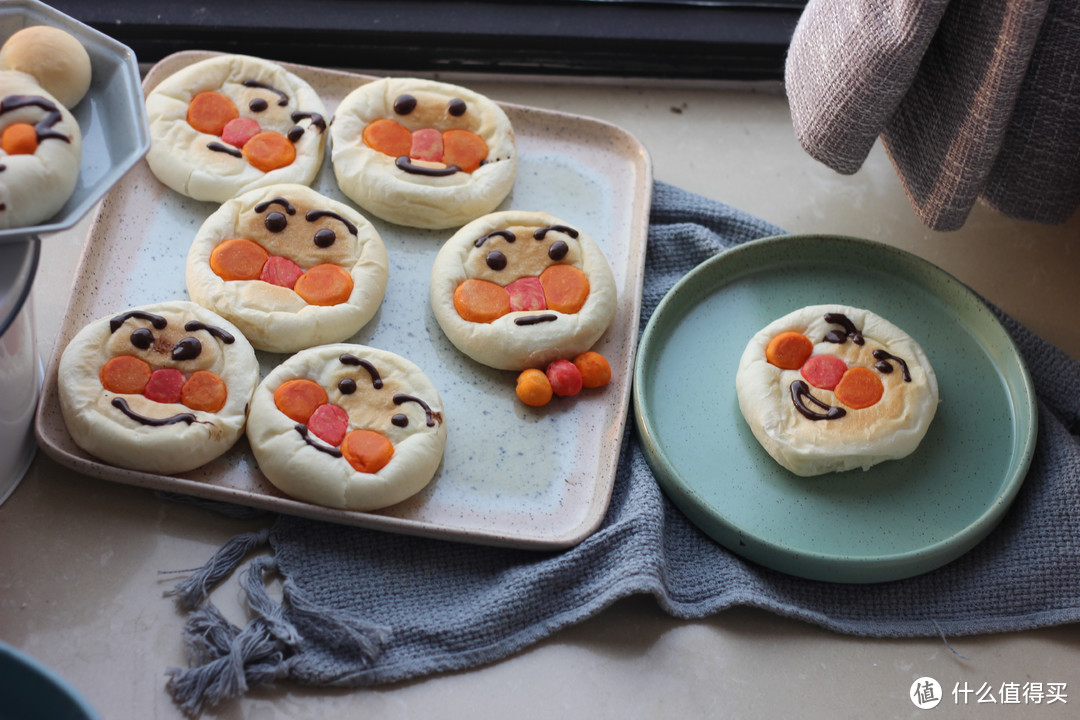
164, 527, 389, 715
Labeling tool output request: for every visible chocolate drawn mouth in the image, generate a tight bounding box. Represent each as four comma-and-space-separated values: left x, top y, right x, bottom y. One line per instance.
111, 397, 204, 427
395, 155, 462, 177
513, 313, 558, 327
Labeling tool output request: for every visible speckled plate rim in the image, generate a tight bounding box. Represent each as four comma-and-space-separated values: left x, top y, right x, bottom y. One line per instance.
34, 51, 652, 551
632, 234, 1038, 583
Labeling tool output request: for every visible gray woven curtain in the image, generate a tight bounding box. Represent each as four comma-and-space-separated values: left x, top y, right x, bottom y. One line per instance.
785, 0, 1080, 231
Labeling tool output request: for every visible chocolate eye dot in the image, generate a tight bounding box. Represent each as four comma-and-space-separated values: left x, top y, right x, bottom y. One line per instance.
393, 94, 417, 115
448, 98, 467, 117
265, 211, 287, 232
313, 228, 336, 248
392, 413, 409, 427
338, 378, 357, 395
486, 250, 507, 271
249, 98, 268, 113
172, 337, 202, 361
130, 327, 154, 350
548, 240, 569, 261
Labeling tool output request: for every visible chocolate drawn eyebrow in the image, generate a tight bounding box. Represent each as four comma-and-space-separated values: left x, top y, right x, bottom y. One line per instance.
474, 229, 516, 247
339, 353, 383, 389
254, 197, 297, 215
306, 209, 358, 235
109, 310, 167, 333
184, 320, 236, 344
533, 225, 579, 240
393, 393, 441, 427
242, 79, 289, 106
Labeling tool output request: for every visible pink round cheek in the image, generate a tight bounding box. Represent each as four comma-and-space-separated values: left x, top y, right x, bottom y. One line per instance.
800, 354, 848, 391
307, 403, 349, 446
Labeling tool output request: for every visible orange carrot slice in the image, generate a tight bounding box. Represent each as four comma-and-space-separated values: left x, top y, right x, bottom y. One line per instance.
539, 264, 590, 314
181, 370, 228, 412
834, 366, 884, 409
99, 355, 152, 395
765, 332, 813, 370
800, 354, 847, 390
573, 351, 611, 389
209, 238, 269, 281
341, 429, 394, 474
515, 368, 553, 407
187, 91, 238, 135
442, 129, 488, 172
274, 378, 328, 423
1, 123, 38, 155
453, 278, 511, 323
294, 263, 353, 306
362, 118, 412, 157
242, 131, 296, 173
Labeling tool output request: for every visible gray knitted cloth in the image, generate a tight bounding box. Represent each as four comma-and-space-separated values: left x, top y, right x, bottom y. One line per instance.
786, 0, 1080, 231
166, 182, 1080, 715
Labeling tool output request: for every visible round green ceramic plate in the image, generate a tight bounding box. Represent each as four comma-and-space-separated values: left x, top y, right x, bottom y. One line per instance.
632, 235, 1037, 583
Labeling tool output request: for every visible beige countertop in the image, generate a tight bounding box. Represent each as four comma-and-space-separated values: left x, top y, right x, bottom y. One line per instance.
2, 76, 1078, 719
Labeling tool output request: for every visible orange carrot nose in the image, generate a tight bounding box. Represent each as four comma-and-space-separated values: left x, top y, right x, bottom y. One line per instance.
342, 429, 394, 474
1, 122, 38, 155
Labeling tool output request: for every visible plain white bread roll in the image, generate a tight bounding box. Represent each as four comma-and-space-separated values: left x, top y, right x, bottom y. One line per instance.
0, 25, 92, 108
735, 304, 939, 476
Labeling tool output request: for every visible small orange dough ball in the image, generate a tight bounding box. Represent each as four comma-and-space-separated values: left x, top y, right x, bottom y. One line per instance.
573, 351, 611, 389
1, 123, 38, 155
516, 368, 553, 407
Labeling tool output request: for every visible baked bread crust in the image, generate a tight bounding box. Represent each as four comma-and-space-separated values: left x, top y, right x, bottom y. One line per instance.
185, 183, 388, 353
735, 304, 939, 476
330, 77, 517, 229
246, 343, 447, 510
430, 210, 617, 370
58, 301, 259, 474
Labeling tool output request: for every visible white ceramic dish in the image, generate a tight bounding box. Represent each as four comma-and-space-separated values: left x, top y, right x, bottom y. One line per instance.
35, 52, 652, 550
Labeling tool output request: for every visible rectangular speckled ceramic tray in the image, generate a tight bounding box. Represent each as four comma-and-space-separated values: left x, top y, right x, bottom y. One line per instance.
34, 51, 652, 550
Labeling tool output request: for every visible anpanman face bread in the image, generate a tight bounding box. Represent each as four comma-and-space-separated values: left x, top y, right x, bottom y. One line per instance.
145, 54, 327, 202
330, 77, 517, 229
246, 344, 447, 511
735, 304, 939, 476
57, 301, 259, 474
429, 210, 617, 371
185, 183, 388, 353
